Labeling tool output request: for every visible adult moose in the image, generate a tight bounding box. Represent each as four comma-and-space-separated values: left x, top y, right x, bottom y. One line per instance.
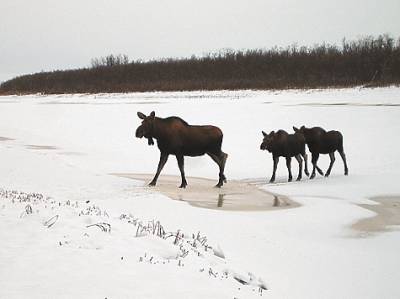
260, 130, 309, 183
293, 126, 348, 179
135, 111, 228, 188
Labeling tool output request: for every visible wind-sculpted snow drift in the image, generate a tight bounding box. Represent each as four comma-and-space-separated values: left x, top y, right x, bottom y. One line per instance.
0, 188, 268, 296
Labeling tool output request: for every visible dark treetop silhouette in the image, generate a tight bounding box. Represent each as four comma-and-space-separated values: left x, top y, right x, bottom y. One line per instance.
135, 111, 228, 188
293, 126, 348, 179
260, 130, 309, 183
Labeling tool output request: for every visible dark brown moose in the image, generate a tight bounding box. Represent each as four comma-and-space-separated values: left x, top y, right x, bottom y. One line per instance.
293, 126, 348, 179
135, 111, 228, 188
260, 130, 309, 183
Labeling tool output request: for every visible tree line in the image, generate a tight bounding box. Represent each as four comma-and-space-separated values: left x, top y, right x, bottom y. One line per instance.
1, 34, 399, 94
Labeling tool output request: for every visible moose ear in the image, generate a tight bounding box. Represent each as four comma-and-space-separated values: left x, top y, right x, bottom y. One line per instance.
270, 130, 275, 135
262, 131, 267, 137
149, 111, 155, 119
293, 126, 299, 132
301, 125, 305, 130
137, 112, 146, 119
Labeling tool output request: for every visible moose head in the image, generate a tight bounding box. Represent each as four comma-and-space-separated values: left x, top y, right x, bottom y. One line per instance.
293, 125, 306, 134
260, 130, 276, 152
293, 126, 312, 141
136, 111, 156, 145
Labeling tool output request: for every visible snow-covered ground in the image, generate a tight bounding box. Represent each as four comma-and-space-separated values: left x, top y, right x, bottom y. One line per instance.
1, 87, 400, 298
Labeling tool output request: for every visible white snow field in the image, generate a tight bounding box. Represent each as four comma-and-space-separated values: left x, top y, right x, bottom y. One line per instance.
1, 87, 400, 299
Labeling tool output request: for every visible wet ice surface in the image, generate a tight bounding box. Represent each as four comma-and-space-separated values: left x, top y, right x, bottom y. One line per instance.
288, 102, 400, 107
352, 195, 400, 234
0, 136, 14, 141
113, 174, 295, 211
25, 144, 59, 150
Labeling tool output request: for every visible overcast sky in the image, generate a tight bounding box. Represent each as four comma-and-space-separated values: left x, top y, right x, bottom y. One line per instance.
1, 0, 399, 82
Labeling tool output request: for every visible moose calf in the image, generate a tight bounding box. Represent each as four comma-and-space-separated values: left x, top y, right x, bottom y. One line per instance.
260, 130, 309, 183
293, 126, 348, 179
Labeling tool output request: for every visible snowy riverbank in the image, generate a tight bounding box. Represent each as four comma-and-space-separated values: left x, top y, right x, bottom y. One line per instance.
1, 87, 400, 298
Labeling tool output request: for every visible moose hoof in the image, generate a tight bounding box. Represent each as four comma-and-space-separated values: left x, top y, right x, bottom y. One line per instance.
310, 174, 316, 180
179, 183, 187, 189
345, 171, 349, 176
288, 178, 293, 182
296, 177, 301, 181
324, 173, 330, 177
269, 179, 275, 184
305, 171, 310, 177
148, 181, 156, 187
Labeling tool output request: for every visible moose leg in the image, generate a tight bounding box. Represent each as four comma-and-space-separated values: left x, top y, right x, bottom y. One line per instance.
301, 153, 310, 176
316, 164, 324, 175
176, 155, 187, 188
270, 156, 279, 183
220, 152, 228, 183
325, 152, 335, 177
339, 150, 349, 175
207, 152, 227, 188
295, 154, 303, 181
149, 152, 169, 186
286, 157, 293, 182
310, 153, 319, 179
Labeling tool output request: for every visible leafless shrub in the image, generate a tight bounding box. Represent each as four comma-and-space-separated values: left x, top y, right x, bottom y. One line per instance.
91, 54, 130, 68
44, 215, 59, 228
86, 222, 111, 233
79, 205, 103, 216
0, 189, 45, 203
21, 204, 33, 218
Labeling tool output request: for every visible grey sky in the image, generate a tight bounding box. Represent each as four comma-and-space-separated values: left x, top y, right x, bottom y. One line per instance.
1, 0, 399, 82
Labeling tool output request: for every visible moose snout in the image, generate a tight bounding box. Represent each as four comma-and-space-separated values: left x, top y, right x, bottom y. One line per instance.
135, 127, 144, 138
260, 143, 266, 150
